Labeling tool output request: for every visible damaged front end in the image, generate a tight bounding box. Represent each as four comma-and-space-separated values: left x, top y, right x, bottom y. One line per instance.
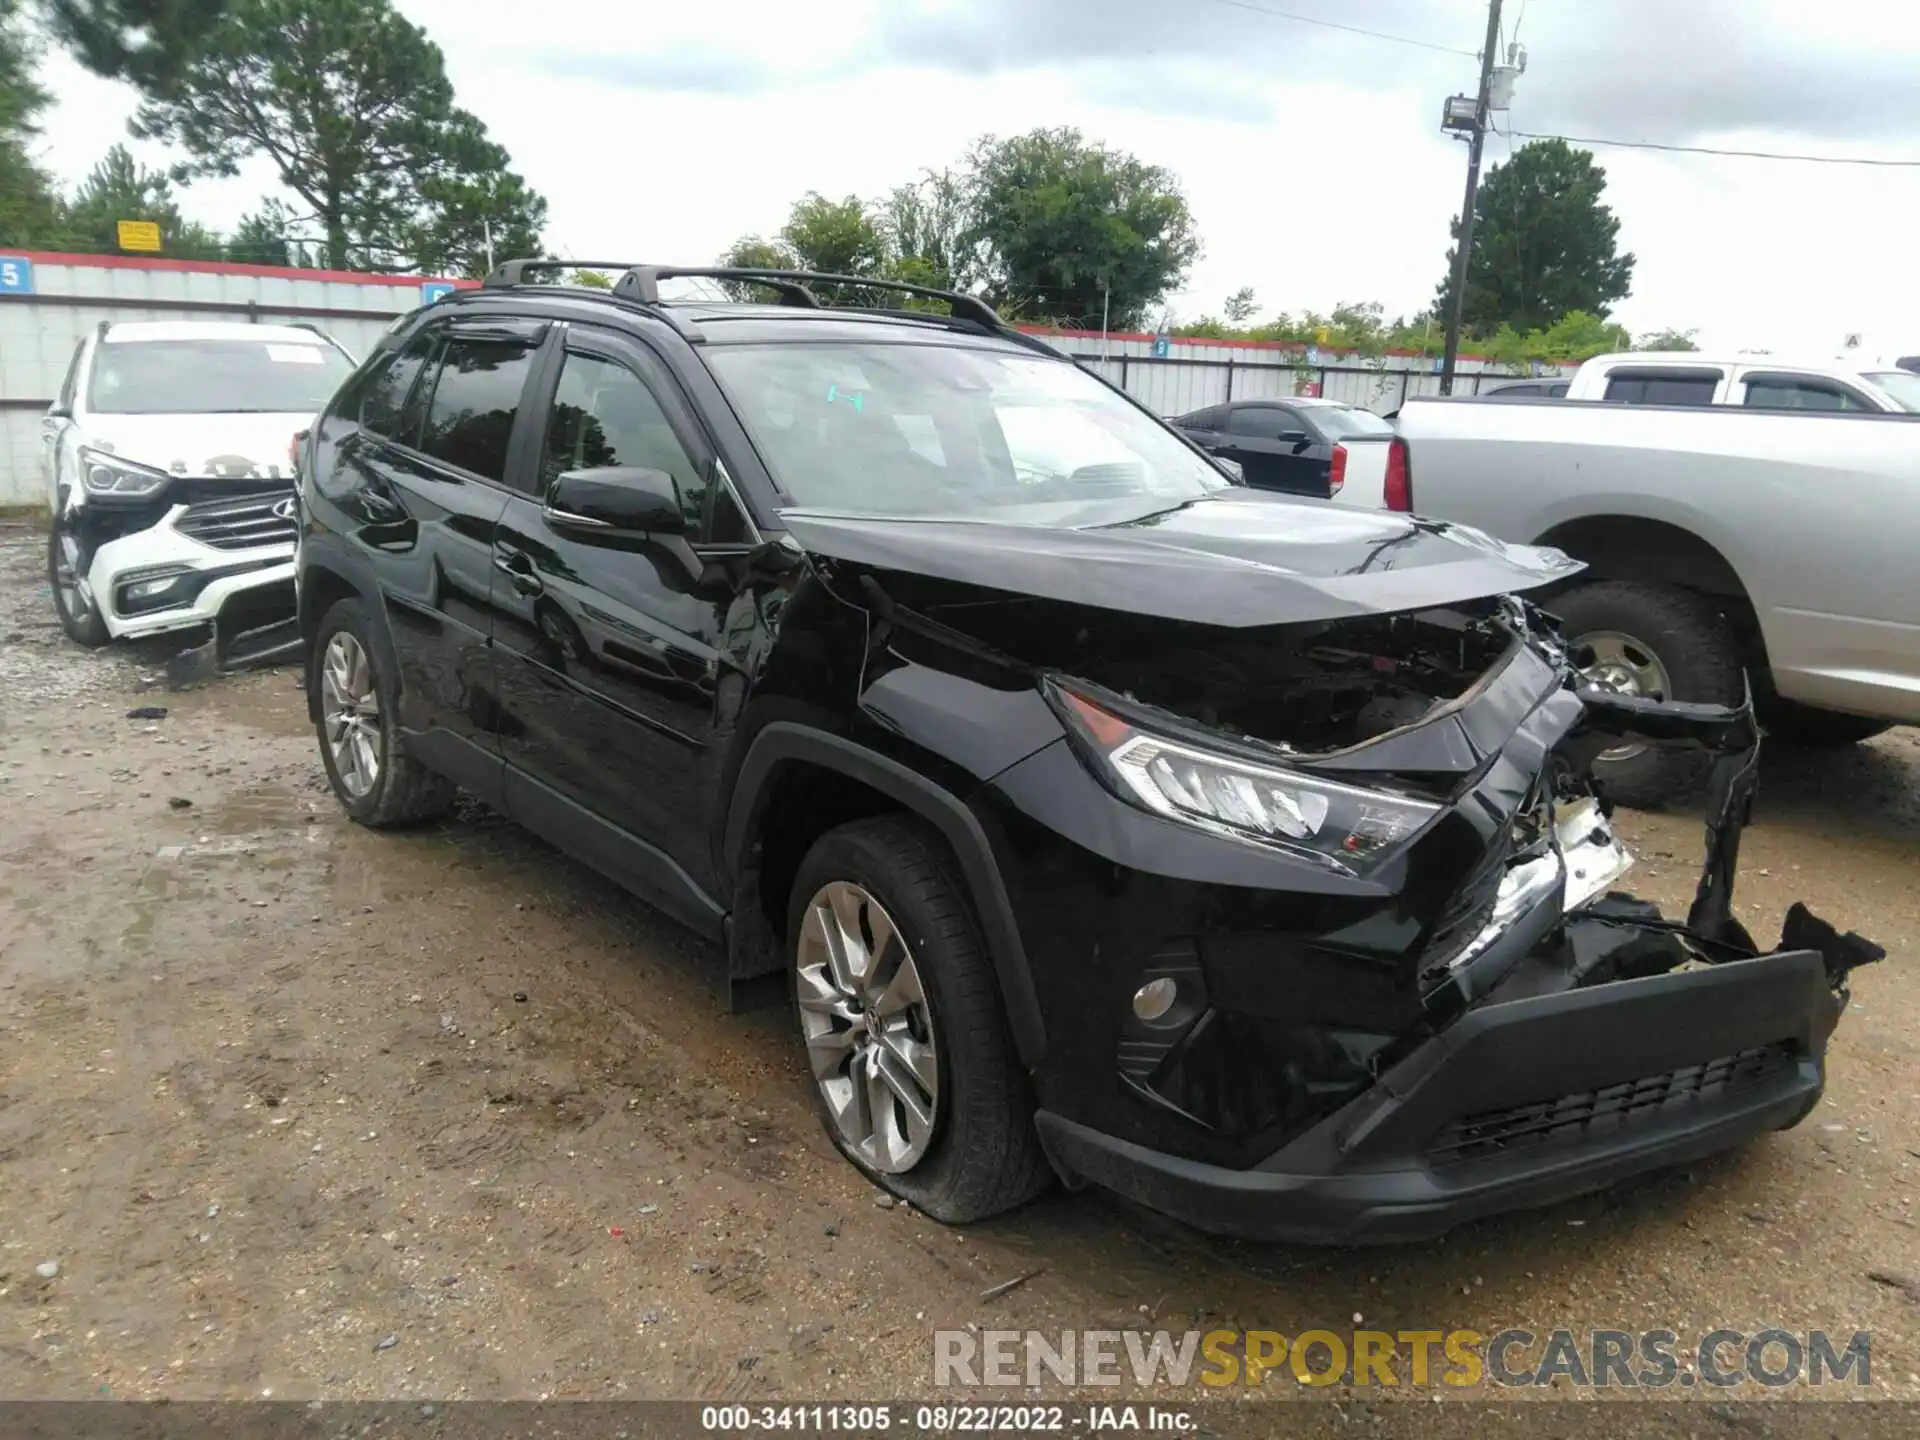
986, 594, 1882, 1242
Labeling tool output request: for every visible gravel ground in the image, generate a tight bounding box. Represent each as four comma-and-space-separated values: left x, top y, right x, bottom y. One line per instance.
1, 518, 1915, 1421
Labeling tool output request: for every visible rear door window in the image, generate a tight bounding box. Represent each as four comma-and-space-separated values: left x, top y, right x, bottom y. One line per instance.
1740, 374, 1871, 412
417, 335, 540, 482
1600, 369, 1723, 406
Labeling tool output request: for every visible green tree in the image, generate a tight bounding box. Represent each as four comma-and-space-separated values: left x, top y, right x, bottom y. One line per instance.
126, 0, 544, 272
965, 127, 1199, 329
1223, 286, 1257, 323
228, 196, 310, 265
62, 142, 224, 256
779, 192, 886, 277
880, 169, 974, 291
0, 0, 64, 246
1635, 327, 1699, 351
42, 0, 229, 87
1436, 138, 1634, 334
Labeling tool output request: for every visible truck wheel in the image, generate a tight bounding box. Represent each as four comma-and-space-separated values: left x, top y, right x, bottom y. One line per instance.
1552, 581, 1744, 809
787, 815, 1051, 1224
1763, 700, 1891, 748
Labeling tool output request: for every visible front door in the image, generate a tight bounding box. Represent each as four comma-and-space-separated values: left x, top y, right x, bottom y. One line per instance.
490, 328, 758, 919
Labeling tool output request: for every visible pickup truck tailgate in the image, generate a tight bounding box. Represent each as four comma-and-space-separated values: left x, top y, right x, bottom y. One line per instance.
1332, 436, 1391, 508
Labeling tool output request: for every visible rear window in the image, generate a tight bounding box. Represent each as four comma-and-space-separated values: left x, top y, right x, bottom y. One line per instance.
1310, 406, 1395, 439
89, 338, 353, 414
1600, 370, 1722, 407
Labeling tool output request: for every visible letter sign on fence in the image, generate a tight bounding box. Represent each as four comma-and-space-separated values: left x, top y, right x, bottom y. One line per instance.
0, 256, 33, 294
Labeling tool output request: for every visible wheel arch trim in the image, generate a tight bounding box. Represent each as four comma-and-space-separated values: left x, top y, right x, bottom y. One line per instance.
723, 721, 1048, 1070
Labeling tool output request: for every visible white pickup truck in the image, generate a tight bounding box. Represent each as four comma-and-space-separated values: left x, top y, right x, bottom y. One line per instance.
1537, 350, 1920, 411
1371, 389, 1920, 804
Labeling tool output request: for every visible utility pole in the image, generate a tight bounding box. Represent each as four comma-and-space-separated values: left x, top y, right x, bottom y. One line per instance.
1438, 0, 1504, 396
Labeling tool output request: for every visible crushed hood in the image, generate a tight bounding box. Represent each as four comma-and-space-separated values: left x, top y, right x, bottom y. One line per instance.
778, 489, 1580, 628
83, 411, 314, 483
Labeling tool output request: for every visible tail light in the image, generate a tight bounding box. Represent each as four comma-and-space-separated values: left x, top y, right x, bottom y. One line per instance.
1328, 443, 1347, 495
1383, 437, 1412, 511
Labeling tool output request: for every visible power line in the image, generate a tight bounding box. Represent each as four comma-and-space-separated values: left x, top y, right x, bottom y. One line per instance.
1506, 129, 1920, 168
1190, 0, 1478, 57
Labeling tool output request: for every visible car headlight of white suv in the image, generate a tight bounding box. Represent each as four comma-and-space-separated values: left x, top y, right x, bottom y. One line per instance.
79, 447, 171, 501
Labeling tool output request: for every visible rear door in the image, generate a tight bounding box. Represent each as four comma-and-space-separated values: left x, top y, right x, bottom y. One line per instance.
1219, 404, 1329, 495
489, 324, 758, 925
340, 317, 546, 785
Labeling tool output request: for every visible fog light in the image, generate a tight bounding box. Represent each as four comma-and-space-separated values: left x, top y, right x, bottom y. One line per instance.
126, 575, 183, 601
1132, 977, 1179, 1022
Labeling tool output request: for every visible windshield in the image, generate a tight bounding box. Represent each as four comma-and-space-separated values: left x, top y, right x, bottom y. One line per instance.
1862, 371, 1920, 412
1310, 405, 1396, 439
88, 339, 354, 415
703, 342, 1232, 521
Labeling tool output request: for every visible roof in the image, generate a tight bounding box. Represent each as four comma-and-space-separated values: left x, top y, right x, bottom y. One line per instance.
1582, 350, 1884, 374
102, 320, 334, 346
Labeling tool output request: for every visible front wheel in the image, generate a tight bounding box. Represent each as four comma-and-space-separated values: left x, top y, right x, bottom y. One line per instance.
787, 816, 1051, 1223
47, 512, 110, 648
1552, 580, 1745, 809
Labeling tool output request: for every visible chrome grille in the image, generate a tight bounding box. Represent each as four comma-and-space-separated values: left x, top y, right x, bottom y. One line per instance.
1427, 1043, 1797, 1167
175, 492, 297, 552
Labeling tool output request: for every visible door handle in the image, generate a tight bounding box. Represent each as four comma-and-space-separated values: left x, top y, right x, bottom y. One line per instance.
493, 548, 544, 597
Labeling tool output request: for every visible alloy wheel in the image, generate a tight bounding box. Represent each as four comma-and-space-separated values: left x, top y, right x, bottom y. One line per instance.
320, 631, 382, 799
795, 880, 940, 1175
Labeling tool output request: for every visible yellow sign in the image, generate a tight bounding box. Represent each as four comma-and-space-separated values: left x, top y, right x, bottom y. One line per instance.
116, 220, 163, 252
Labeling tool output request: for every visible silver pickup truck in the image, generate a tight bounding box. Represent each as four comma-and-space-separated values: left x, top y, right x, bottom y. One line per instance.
1379, 397, 1920, 804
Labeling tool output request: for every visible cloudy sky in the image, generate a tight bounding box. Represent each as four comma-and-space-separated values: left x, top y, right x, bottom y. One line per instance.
33, 0, 1920, 356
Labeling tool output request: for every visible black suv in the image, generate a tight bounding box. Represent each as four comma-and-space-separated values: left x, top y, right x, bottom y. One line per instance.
293, 264, 1877, 1243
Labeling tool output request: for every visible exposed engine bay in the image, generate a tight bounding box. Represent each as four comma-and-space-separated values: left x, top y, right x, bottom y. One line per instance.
1061, 603, 1513, 754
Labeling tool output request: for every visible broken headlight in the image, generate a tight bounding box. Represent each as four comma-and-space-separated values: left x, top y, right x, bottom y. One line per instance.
80, 447, 170, 501
1051, 685, 1441, 875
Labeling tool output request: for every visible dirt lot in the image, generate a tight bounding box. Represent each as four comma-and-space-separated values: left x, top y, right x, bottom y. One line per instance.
1, 518, 1916, 1414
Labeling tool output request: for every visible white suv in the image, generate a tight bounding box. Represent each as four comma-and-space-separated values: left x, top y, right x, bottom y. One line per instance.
41, 320, 355, 646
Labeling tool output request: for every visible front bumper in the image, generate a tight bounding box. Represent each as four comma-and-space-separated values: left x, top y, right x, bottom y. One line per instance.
1037, 944, 1838, 1244
1006, 641, 1882, 1244
84, 499, 295, 640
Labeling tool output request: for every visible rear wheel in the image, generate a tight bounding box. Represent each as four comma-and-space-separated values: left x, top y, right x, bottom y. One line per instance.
1553, 580, 1745, 809
787, 815, 1051, 1223
47, 511, 110, 648
311, 597, 456, 827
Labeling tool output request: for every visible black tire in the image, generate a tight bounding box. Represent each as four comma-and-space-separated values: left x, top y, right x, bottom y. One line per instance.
1762, 700, 1891, 748
46, 512, 110, 648
310, 597, 456, 827
786, 815, 1051, 1223
1552, 580, 1745, 809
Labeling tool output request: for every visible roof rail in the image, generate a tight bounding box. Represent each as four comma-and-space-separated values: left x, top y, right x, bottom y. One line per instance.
619, 266, 1000, 326
482, 259, 645, 288
483, 260, 1058, 356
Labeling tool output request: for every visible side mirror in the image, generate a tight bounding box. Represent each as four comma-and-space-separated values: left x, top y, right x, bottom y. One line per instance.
46, 402, 72, 421
1277, 429, 1312, 451
544, 466, 684, 536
